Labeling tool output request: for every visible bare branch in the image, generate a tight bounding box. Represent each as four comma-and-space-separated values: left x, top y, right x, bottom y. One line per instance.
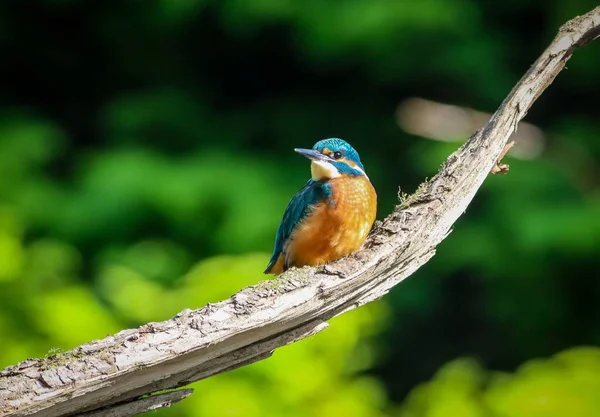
1, 6, 599, 417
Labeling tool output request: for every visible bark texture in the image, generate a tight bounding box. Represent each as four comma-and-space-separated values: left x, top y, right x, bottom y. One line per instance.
1, 6, 599, 417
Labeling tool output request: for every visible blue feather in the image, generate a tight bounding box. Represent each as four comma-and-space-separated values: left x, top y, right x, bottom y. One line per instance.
313, 138, 365, 171
264, 179, 332, 273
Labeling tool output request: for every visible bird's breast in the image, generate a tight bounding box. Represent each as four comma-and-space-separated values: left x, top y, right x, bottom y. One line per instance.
286, 176, 377, 267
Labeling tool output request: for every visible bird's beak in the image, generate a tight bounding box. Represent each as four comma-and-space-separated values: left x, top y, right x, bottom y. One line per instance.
294, 148, 332, 162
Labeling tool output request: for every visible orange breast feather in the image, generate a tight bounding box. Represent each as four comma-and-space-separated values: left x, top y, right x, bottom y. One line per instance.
284, 176, 377, 268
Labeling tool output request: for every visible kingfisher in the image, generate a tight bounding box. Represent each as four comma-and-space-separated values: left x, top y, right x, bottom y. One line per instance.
265, 138, 377, 274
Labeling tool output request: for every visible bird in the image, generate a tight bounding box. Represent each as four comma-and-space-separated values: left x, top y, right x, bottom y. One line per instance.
265, 138, 377, 274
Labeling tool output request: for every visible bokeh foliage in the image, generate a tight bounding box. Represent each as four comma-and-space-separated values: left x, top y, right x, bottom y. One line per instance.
1, 0, 600, 416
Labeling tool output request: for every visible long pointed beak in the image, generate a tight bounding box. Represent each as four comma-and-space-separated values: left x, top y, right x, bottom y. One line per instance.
294, 148, 332, 162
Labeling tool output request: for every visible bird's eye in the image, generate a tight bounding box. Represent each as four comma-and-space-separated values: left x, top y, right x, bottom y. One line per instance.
333, 151, 343, 159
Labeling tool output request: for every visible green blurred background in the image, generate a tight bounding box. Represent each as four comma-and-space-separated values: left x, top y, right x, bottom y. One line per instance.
1, 0, 600, 416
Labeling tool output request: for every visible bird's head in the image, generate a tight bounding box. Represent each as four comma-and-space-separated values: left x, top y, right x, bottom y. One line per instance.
294, 138, 368, 181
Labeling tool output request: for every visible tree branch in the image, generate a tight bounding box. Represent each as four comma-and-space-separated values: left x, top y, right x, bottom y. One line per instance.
2, 6, 599, 417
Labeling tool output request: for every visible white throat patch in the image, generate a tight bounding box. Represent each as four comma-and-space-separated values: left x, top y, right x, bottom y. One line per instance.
311, 160, 341, 181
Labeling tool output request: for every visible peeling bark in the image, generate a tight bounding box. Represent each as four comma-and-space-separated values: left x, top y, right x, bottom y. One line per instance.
79, 390, 193, 417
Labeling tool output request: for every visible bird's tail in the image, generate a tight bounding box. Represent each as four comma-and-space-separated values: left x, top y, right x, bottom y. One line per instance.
264, 253, 285, 274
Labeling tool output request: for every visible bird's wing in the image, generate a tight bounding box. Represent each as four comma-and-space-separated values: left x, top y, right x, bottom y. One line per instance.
265, 180, 326, 273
